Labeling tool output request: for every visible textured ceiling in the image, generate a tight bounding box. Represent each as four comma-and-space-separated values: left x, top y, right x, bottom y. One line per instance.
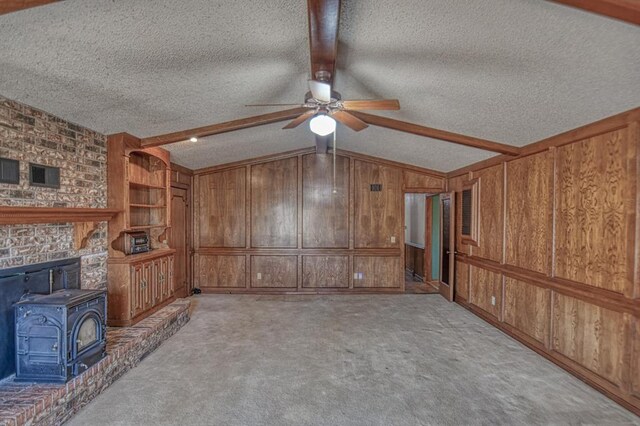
0, 0, 638, 172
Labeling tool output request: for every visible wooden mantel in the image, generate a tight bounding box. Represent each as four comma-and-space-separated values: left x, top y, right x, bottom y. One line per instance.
0, 206, 120, 250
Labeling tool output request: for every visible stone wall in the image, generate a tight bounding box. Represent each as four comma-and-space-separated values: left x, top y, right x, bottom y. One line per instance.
0, 96, 108, 289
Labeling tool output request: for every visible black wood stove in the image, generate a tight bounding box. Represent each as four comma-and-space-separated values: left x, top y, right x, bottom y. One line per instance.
0, 258, 83, 381
14, 289, 106, 383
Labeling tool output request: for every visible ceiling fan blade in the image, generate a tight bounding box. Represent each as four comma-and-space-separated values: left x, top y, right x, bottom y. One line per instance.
283, 110, 316, 129
245, 103, 306, 107
140, 107, 308, 147
348, 111, 520, 156
309, 80, 332, 102
341, 99, 400, 111
331, 110, 368, 132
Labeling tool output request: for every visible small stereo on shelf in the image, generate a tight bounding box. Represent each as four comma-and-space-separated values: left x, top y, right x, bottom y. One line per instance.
123, 231, 150, 255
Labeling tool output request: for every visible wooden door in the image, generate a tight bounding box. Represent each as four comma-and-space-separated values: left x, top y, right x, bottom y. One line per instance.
439, 193, 455, 301
170, 186, 189, 298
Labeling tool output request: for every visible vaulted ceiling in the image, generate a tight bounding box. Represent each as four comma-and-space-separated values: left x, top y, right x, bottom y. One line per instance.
0, 0, 638, 172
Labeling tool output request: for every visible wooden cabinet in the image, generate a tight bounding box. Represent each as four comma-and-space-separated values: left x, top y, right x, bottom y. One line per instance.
107, 133, 177, 326
108, 250, 175, 326
131, 262, 148, 318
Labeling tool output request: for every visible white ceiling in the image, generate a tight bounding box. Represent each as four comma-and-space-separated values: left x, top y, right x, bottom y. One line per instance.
0, 0, 638, 172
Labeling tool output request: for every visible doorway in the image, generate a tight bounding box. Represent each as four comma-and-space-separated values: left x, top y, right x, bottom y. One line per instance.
439, 192, 455, 301
169, 185, 190, 298
403, 193, 439, 294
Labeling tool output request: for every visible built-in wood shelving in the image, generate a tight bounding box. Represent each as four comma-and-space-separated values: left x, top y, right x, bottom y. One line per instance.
129, 203, 165, 208
128, 225, 167, 231
129, 181, 166, 190
107, 133, 175, 327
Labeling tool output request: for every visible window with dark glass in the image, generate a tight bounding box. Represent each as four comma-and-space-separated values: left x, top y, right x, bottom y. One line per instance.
462, 189, 473, 236
460, 182, 478, 245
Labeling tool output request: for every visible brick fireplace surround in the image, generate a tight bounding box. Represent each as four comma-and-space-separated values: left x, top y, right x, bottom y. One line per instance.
0, 96, 108, 289
0, 97, 192, 424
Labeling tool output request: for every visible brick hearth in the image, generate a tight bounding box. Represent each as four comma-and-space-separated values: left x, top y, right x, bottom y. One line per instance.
0, 299, 191, 426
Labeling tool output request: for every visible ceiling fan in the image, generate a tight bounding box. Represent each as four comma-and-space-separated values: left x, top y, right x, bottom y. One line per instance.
246, 71, 400, 136
139, 0, 520, 158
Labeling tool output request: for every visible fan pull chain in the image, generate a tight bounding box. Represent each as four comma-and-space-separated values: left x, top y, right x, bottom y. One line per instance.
332, 131, 337, 194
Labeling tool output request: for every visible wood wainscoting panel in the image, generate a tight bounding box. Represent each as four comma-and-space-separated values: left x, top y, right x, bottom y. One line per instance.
403, 170, 445, 191
469, 266, 502, 319
250, 255, 297, 288
197, 255, 246, 288
198, 168, 246, 247
302, 154, 350, 248
632, 317, 640, 397
551, 293, 627, 387
554, 127, 635, 295
455, 260, 470, 301
505, 151, 553, 274
302, 256, 349, 288
504, 277, 550, 345
353, 256, 401, 288
251, 158, 298, 248
354, 160, 402, 248
473, 164, 504, 262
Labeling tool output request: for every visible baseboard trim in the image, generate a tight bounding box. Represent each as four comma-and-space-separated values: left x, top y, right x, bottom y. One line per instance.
454, 296, 640, 417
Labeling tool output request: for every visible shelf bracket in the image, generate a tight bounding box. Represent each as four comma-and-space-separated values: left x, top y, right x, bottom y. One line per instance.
73, 222, 100, 250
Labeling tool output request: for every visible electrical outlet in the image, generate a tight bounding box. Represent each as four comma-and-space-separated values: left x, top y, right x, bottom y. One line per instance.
390, 236, 396, 243
358, 272, 364, 280
491, 296, 496, 306
354, 273, 359, 280
257, 272, 262, 280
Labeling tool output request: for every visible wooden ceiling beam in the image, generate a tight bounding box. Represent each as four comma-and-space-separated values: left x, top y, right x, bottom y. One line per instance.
140, 107, 309, 148
549, 0, 640, 26
0, 0, 59, 15
307, 0, 341, 83
349, 111, 521, 156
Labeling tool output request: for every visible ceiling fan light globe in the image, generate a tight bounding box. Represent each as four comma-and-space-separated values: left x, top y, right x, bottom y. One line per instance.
309, 115, 336, 136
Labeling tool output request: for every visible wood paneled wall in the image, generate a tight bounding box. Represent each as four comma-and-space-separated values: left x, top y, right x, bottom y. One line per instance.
193, 148, 445, 293
449, 108, 640, 415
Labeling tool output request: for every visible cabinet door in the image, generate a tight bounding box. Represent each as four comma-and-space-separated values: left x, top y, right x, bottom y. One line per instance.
167, 255, 175, 296
151, 259, 161, 305
142, 261, 153, 310
158, 256, 171, 301
131, 262, 151, 317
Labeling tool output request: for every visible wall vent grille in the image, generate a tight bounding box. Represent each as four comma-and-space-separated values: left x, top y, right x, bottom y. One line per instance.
29, 163, 60, 189
0, 158, 19, 184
